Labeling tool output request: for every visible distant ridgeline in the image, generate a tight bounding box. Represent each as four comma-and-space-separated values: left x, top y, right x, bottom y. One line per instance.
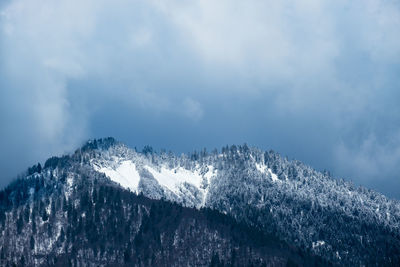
0, 137, 399, 266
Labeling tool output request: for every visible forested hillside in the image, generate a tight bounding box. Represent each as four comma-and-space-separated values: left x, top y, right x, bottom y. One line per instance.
0, 137, 399, 266
0, 160, 324, 266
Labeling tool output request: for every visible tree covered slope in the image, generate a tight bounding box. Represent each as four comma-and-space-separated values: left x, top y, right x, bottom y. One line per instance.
0, 158, 324, 266
0, 137, 399, 266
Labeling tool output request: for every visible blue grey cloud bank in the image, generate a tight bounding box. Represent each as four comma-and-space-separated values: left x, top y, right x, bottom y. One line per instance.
1, 0, 400, 198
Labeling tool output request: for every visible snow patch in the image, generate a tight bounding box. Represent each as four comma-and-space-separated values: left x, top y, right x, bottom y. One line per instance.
312, 240, 326, 249
255, 163, 267, 173
94, 160, 141, 193
145, 166, 203, 195
256, 163, 279, 182
201, 165, 217, 205
268, 169, 279, 182
65, 175, 74, 199
204, 165, 216, 181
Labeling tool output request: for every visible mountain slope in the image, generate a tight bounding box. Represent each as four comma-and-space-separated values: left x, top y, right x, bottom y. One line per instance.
0, 156, 325, 266
1, 137, 400, 265
74, 138, 400, 265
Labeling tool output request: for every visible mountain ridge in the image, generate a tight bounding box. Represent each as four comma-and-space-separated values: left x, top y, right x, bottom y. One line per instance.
1, 137, 399, 266
0, 142, 326, 266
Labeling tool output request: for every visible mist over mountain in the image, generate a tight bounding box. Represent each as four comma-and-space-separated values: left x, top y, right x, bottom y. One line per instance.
1, 0, 400, 200
0, 138, 399, 266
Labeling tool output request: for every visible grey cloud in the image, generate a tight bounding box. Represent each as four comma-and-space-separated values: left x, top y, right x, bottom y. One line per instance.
0, 0, 400, 198
182, 98, 204, 121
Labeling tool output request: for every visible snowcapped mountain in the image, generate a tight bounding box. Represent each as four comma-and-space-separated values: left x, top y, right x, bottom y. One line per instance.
0, 137, 399, 266
84, 138, 400, 265
87, 139, 284, 208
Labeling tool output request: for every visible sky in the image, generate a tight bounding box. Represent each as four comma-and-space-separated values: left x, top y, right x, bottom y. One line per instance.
1, 0, 400, 198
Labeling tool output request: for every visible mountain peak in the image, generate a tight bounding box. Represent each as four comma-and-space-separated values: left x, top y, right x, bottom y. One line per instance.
80, 137, 119, 152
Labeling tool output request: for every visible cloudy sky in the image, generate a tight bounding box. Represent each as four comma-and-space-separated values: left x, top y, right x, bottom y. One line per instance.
1, 0, 400, 198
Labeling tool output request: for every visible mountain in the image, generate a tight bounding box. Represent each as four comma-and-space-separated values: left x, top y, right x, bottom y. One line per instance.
0, 137, 399, 266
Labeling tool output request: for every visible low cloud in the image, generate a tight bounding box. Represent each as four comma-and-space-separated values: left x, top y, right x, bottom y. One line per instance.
182, 98, 204, 121
334, 131, 400, 197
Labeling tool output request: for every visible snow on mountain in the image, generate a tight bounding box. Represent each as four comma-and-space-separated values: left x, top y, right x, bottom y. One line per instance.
0, 161, 321, 266
87, 141, 281, 209
93, 160, 141, 193
144, 166, 202, 196
89, 145, 220, 208
255, 162, 279, 182
70, 138, 400, 265
2, 137, 400, 265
